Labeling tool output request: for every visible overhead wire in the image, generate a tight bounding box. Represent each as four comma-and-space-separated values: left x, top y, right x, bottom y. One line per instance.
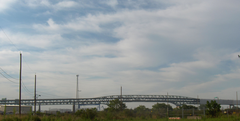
22, 81, 33, 94
0, 67, 33, 97
0, 67, 63, 98
0, 71, 18, 84
0, 26, 19, 51
0, 27, 68, 99
0, 67, 18, 80
0, 27, 35, 97
0, 67, 18, 84
0, 26, 35, 77
0, 26, 35, 73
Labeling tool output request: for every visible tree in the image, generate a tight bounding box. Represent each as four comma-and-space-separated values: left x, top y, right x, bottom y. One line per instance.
134, 105, 148, 112
178, 104, 198, 110
206, 100, 221, 117
106, 99, 126, 112
133, 105, 151, 118
152, 103, 173, 111
198, 104, 206, 110
151, 103, 172, 118
75, 108, 98, 120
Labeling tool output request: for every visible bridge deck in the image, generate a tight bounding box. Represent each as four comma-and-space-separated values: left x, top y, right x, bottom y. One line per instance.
1, 95, 198, 106
1, 95, 238, 106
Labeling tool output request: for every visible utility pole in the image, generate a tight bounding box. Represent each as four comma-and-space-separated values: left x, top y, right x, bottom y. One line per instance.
19, 53, 22, 116
167, 92, 169, 118
34, 74, 36, 114
237, 92, 238, 110
76, 75, 79, 110
76, 75, 79, 98
121, 86, 122, 111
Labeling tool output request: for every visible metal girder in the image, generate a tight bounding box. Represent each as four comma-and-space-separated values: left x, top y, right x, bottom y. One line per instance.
0, 95, 199, 106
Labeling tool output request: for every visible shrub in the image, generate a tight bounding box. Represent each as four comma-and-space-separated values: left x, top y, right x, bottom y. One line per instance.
75, 108, 97, 120
32, 116, 41, 121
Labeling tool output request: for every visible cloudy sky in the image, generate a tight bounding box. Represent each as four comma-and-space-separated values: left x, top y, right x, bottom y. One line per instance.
1, 0, 240, 107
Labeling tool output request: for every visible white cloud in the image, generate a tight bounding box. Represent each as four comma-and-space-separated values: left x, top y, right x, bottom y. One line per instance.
21, 0, 51, 8
103, 0, 118, 8
1, 0, 240, 104
1, 30, 62, 49
0, 0, 16, 12
55, 1, 77, 8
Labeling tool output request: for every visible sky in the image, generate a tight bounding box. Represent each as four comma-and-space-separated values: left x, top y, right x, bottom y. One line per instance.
1, 0, 240, 110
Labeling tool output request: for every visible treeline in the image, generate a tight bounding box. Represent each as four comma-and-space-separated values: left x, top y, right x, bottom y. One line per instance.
73, 99, 205, 120
50, 99, 222, 120
0, 99, 225, 121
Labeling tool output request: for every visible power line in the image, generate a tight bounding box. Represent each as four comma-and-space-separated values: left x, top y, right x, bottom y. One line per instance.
22, 86, 33, 96
0, 26, 35, 74
22, 81, 33, 94
0, 67, 33, 95
0, 26, 19, 51
0, 27, 69, 98
22, 56, 35, 73
0, 67, 18, 80
0, 71, 18, 84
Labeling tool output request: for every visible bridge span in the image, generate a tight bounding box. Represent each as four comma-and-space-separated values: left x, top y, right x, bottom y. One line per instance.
0, 95, 239, 108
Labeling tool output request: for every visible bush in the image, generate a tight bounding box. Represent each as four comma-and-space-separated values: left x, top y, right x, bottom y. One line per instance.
32, 116, 41, 121
75, 108, 97, 120
123, 109, 135, 117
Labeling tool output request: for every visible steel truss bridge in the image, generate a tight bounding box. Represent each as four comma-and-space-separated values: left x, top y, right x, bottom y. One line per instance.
1, 95, 238, 108
1, 95, 199, 106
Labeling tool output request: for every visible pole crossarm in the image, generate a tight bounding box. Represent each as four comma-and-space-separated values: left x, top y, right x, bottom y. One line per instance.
0, 95, 200, 106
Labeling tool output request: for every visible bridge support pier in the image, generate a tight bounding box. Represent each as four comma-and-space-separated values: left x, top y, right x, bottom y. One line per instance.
203, 107, 205, 116
73, 102, 75, 113
182, 108, 184, 119
193, 108, 194, 116
38, 103, 41, 112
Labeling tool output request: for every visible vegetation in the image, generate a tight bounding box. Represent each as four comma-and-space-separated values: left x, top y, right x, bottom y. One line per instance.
0, 114, 240, 121
75, 108, 97, 120
0, 99, 235, 121
178, 104, 198, 110
105, 99, 126, 112
152, 103, 173, 111
206, 100, 221, 117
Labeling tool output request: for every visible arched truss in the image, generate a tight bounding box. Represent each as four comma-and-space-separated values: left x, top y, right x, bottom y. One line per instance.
0, 95, 200, 106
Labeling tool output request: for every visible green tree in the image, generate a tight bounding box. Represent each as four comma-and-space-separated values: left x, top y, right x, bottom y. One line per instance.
75, 108, 97, 120
152, 103, 173, 111
206, 100, 221, 117
178, 104, 198, 110
106, 99, 126, 112
152, 103, 172, 118
199, 104, 206, 110
134, 105, 148, 112
134, 105, 150, 118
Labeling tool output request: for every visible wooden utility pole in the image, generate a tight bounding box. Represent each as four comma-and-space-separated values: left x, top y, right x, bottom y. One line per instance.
19, 53, 22, 116
167, 92, 169, 117
121, 86, 122, 111
237, 92, 238, 110
76, 75, 79, 98
34, 74, 36, 114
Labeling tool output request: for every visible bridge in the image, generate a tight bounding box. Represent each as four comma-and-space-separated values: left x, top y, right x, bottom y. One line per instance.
0, 95, 199, 106
0, 95, 239, 110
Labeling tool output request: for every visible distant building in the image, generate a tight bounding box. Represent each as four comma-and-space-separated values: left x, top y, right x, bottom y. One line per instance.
0, 105, 32, 114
